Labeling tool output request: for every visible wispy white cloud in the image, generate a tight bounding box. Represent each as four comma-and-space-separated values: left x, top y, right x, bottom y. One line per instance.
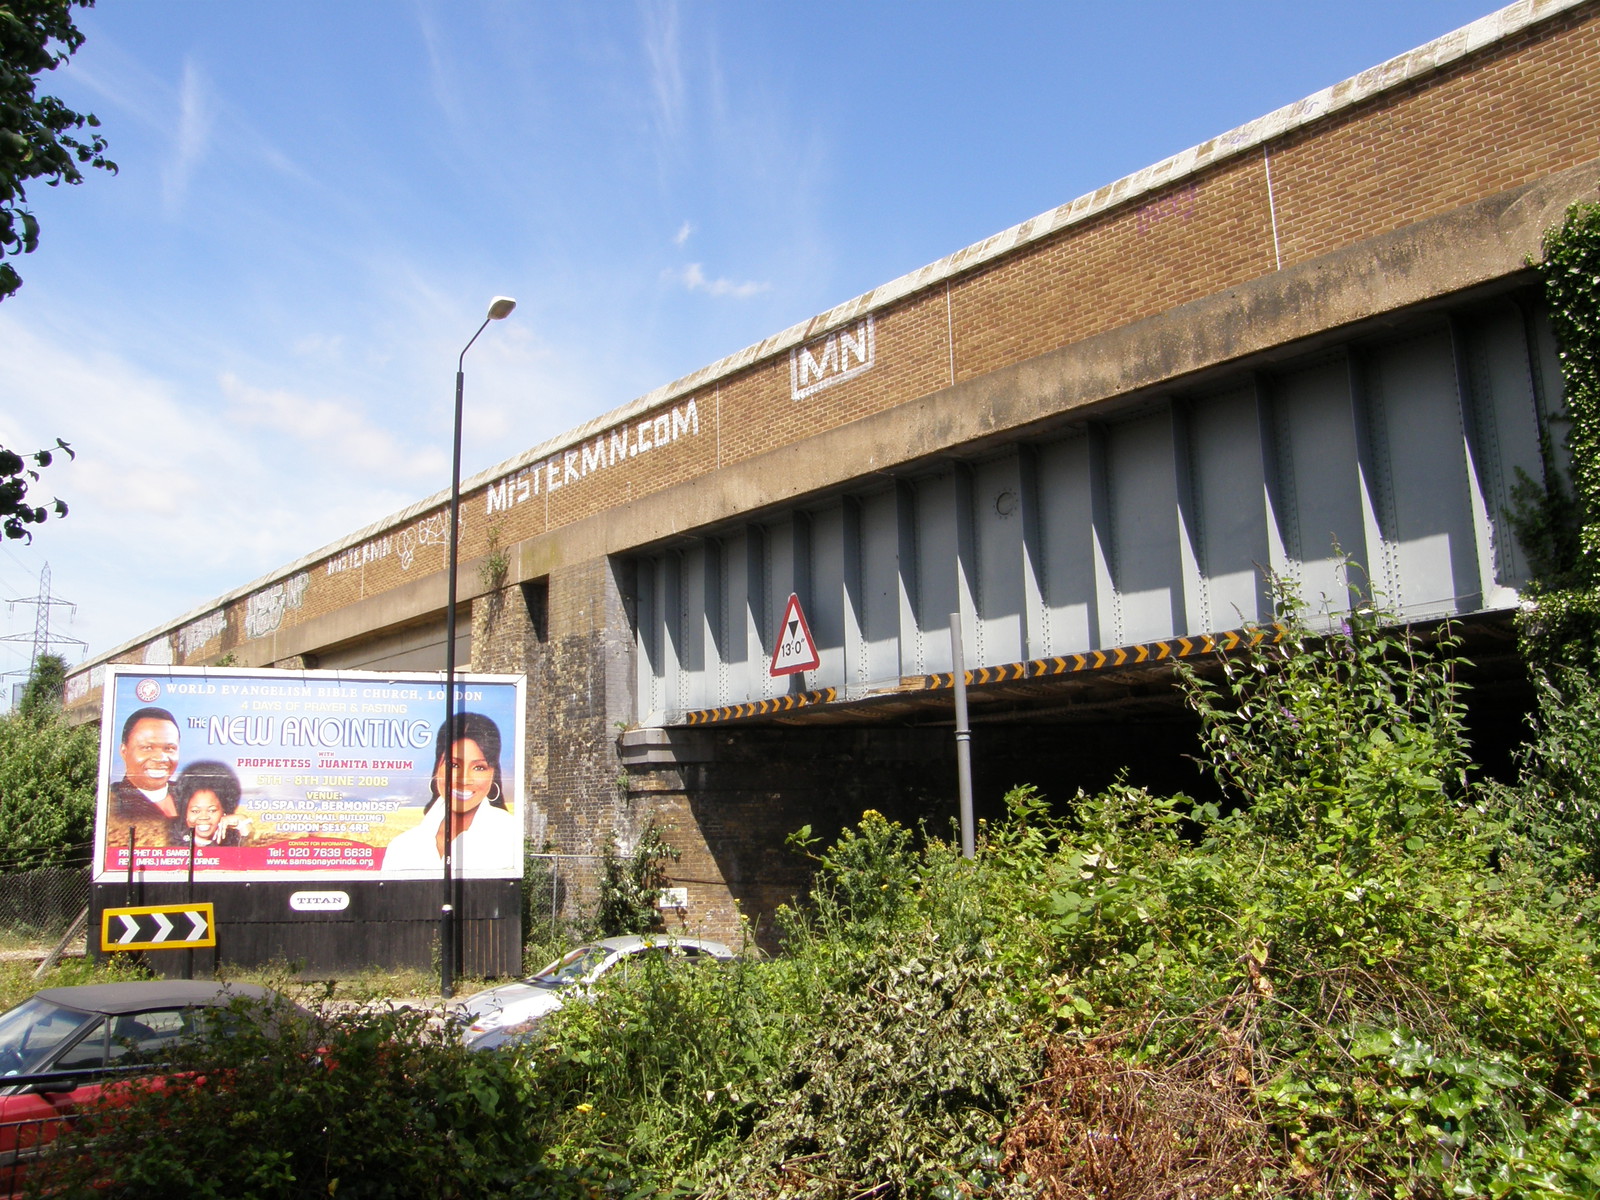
673, 220, 693, 246
0, 315, 433, 658
414, 0, 466, 129
642, 0, 686, 146
290, 332, 347, 360
668, 262, 769, 299
162, 56, 212, 216
65, 36, 311, 198
220, 374, 445, 479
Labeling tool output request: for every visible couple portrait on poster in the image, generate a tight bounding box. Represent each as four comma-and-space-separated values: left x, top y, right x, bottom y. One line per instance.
110, 705, 519, 875
109, 707, 254, 850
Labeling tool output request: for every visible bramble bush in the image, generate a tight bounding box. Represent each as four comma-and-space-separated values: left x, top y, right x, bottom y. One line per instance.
39, 995, 587, 1200
970, 587, 1600, 1197
520, 584, 1600, 1197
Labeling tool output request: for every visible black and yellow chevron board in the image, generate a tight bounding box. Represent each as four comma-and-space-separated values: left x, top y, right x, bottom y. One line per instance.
101, 902, 217, 952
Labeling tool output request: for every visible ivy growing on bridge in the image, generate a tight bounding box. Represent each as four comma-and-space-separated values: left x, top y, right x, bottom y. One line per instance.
1518, 200, 1600, 662
1496, 203, 1600, 883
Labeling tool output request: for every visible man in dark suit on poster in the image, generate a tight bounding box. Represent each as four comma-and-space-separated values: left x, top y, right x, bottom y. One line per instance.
109, 706, 182, 830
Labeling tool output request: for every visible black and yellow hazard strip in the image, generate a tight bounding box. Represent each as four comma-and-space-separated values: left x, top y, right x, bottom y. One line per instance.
907, 622, 1287, 692
684, 687, 838, 725
678, 624, 1285, 725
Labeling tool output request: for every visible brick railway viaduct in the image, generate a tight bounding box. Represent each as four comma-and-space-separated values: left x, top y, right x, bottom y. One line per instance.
67, 0, 1600, 946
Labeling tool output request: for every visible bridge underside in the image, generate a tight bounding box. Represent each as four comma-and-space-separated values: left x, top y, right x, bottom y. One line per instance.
632, 283, 1561, 733
617, 605, 1531, 953
651, 609, 1524, 728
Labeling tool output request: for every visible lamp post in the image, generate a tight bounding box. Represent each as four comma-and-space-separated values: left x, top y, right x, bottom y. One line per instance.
442, 295, 516, 999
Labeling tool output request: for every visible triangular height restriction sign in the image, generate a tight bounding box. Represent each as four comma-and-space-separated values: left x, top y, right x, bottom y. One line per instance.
769, 593, 821, 677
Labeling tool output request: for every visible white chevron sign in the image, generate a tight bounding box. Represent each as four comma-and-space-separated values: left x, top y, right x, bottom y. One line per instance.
100, 904, 218, 952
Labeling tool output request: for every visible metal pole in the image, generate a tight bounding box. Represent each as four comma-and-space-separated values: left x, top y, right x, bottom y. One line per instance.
125, 826, 135, 906
441, 365, 466, 998
440, 300, 514, 994
949, 613, 975, 859
185, 831, 196, 980
442, 315, 493, 998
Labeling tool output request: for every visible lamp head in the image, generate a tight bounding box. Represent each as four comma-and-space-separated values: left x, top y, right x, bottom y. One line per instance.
486, 296, 517, 321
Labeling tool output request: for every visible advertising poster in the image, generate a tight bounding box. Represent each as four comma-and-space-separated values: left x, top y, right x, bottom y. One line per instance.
93, 666, 526, 883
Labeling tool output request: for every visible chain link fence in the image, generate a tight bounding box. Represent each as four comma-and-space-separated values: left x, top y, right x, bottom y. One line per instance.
0, 865, 90, 955
523, 853, 602, 946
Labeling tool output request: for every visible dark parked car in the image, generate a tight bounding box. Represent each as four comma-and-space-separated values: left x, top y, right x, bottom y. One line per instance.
0, 980, 302, 1195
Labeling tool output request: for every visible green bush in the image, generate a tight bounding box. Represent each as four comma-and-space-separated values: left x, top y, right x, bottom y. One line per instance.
525, 580, 1600, 1194
1495, 200, 1600, 902
1536, 201, 1600, 593
969, 593, 1600, 1197
532, 948, 801, 1194
39, 996, 585, 1200
594, 821, 679, 937
712, 927, 1037, 1200
1491, 663, 1600, 886
526, 815, 1036, 1199
0, 704, 96, 869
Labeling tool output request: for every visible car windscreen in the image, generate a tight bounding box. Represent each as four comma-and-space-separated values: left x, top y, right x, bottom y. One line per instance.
525, 945, 610, 988
0, 997, 103, 1077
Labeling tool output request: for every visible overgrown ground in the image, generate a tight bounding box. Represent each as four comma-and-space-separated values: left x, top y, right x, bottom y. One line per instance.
514, 597, 1600, 1199
36, 594, 1600, 1200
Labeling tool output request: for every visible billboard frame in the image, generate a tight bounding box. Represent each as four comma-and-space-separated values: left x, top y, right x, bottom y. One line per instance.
94, 664, 527, 886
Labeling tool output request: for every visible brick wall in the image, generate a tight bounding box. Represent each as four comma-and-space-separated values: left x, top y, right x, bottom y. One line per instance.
467, 560, 640, 858
625, 727, 958, 950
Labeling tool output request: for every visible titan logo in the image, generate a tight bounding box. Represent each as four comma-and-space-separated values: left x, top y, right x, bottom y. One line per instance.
790, 315, 875, 401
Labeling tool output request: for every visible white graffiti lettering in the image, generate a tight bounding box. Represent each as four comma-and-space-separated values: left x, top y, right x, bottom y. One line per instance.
326, 536, 392, 576
790, 315, 875, 401
178, 611, 227, 658
244, 573, 309, 640
396, 511, 453, 570
484, 398, 702, 517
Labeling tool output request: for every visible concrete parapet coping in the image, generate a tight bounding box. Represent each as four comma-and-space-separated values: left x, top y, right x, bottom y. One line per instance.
422, 0, 1588, 503
388, 0, 1589, 487
70, 0, 1589, 682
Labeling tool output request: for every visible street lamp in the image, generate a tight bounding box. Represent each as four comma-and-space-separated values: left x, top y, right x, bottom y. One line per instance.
442, 295, 516, 999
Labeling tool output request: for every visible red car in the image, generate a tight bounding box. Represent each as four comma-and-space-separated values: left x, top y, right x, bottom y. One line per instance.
0, 980, 299, 1195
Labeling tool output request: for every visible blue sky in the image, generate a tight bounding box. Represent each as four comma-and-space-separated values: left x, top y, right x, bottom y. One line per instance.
0, 0, 1499, 683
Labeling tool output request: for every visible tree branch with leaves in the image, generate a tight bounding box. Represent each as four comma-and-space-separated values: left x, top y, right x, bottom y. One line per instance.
0, 437, 71, 539
0, 0, 115, 302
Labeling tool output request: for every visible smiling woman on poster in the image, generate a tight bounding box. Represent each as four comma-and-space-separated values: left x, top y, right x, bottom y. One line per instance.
169, 761, 255, 848
380, 713, 519, 877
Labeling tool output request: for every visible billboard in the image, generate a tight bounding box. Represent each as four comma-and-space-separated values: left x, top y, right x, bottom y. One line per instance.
94, 666, 526, 884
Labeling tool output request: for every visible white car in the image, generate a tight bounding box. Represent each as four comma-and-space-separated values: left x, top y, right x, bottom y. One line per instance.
456, 934, 737, 1049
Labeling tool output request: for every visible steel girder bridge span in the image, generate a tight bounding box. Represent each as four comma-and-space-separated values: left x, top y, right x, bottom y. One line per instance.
631, 290, 1560, 731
